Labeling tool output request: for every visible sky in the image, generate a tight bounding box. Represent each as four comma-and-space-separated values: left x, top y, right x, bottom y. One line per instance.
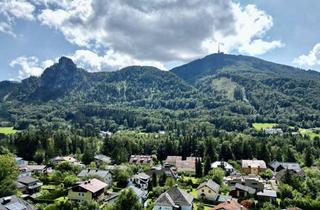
0, 0, 320, 81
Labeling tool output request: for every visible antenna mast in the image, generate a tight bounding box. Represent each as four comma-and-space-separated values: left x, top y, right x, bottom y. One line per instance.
218, 42, 220, 54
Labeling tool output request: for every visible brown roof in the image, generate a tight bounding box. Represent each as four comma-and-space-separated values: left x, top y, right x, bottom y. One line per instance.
241, 160, 266, 169
129, 155, 153, 164
79, 178, 108, 193
212, 200, 248, 210
166, 156, 199, 172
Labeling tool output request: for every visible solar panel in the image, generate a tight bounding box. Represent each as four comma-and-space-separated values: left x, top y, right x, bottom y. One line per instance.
5, 202, 26, 210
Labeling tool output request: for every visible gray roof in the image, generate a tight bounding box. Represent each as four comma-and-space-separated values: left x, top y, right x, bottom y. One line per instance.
269, 161, 301, 173
155, 186, 193, 207
197, 180, 220, 193
78, 168, 110, 178
17, 176, 39, 185
0, 195, 35, 210
257, 190, 277, 198
231, 183, 256, 194
94, 154, 111, 163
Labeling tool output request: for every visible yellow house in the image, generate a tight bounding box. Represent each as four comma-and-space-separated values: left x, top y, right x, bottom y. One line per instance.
241, 160, 267, 175
197, 180, 220, 201
68, 178, 108, 202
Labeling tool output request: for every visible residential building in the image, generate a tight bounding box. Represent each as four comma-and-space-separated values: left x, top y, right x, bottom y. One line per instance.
15, 157, 28, 167
165, 156, 199, 175
0, 195, 35, 210
68, 178, 108, 202
99, 131, 112, 139
146, 166, 178, 179
264, 128, 283, 135
257, 190, 277, 202
275, 169, 305, 183
241, 160, 266, 175
197, 179, 220, 201
224, 174, 265, 192
269, 160, 302, 173
132, 172, 150, 190
17, 176, 43, 194
77, 168, 112, 186
153, 186, 193, 210
129, 155, 153, 165
211, 200, 248, 210
19, 164, 52, 178
229, 183, 256, 198
50, 156, 83, 167
129, 186, 148, 205
94, 154, 111, 164
211, 161, 234, 174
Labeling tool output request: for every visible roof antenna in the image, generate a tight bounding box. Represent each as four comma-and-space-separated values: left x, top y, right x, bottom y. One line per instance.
218, 42, 220, 54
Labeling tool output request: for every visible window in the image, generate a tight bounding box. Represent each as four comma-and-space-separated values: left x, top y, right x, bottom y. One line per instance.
202, 189, 204, 192
209, 190, 211, 193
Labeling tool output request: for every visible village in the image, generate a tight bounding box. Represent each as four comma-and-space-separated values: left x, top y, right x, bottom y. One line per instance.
0, 149, 304, 210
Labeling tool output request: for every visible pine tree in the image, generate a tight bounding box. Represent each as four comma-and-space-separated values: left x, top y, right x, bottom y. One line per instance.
304, 147, 313, 167
195, 158, 203, 177
152, 172, 157, 187
203, 155, 211, 176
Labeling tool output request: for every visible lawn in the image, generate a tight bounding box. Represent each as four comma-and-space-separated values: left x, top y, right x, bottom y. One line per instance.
0, 127, 17, 135
193, 201, 213, 210
252, 123, 277, 131
299, 128, 320, 139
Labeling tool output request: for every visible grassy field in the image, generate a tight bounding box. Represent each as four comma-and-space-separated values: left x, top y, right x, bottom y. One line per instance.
299, 128, 320, 139
0, 127, 17, 135
252, 123, 277, 131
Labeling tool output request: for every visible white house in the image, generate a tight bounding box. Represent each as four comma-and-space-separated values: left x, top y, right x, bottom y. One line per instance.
197, 179, 220, 201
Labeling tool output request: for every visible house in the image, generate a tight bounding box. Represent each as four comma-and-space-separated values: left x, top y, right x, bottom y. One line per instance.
269, 160, 302, 173
99, 131, 112, 139
104, 192, 120, 205
50, 156, 83, 167
129, 185, 148, 205
224, 174, 265, 192
241, 160, 266, 175
68, 178, 108, 202
165, 156, 182, 166
275, 168, 305, 183
215, 195, 233, 204
19, 164, 52, 177
17, 176, 43, 194
211, 200, 248, 210
15, 157, 28, 167
197, 180, 220, 201
229, 183, 256, 198
77, 168, 112, 186
132, 172, 150, 190
264, 128, 283, 135
146, 166, 178, 179
94, 154, 111, 164
153, 186, 193, 210
129, 155, 153, 165
257, 190, 277, 202
0, 195, 35, 210
211, 161, 234, 174
165, 156, 199, 175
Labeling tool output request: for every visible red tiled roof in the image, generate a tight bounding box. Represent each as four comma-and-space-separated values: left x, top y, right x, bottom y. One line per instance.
79, 178, 108, 193
211, 200, 248, 210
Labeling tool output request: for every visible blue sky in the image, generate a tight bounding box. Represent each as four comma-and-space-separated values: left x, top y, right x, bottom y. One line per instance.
1, 0, 320, 81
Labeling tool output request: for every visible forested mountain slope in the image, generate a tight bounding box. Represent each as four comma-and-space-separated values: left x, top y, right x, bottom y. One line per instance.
1, 54, 320, 131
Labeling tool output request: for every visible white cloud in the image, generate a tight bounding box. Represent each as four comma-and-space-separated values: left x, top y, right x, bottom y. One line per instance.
203, 4, 283, 56
37, 0, 282, 64
294, 43, 320, 67
70, 50, 166, 72
10, 56, 54, 79
10, 50, 166, 80
0, 0, 36, 36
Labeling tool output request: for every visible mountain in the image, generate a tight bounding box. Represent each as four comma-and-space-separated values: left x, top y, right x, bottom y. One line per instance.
1, 53, 320, 131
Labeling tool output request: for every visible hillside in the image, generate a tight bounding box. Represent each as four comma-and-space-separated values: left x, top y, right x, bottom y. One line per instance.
1, 54, 320, 131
